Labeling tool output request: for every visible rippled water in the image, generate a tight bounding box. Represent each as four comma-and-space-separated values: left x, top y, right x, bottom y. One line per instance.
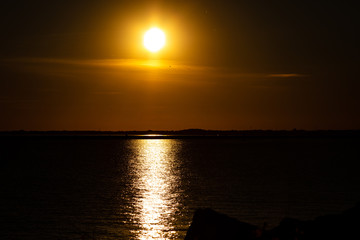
128, 140, 185, 239
1, 137, 360, 239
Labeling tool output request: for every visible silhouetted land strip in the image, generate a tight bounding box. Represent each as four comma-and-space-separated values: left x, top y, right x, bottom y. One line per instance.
1, 129, 360, 139
185, 204, 360, 240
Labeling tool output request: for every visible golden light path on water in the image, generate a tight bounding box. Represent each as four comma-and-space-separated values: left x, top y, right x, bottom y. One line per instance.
129, 139, 183, 239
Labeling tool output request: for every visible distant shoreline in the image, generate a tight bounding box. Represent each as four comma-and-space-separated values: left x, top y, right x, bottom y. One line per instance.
1, 129, 360, 138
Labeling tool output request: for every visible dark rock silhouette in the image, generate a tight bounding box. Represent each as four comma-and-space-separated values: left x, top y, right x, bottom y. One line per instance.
185, 204, 360, 240
184, 208, 261, 240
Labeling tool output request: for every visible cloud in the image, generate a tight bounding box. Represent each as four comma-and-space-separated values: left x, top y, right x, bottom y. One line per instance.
91, 91, 124, 95
0, 58, 308, 86
267, 73, 307, 78
0, 58, 211, 72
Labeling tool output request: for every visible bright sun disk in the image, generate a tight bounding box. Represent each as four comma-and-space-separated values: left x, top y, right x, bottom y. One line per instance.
143, 28, 166, 53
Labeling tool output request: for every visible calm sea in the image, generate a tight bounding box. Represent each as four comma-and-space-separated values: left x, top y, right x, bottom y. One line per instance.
1, 136, 359, 239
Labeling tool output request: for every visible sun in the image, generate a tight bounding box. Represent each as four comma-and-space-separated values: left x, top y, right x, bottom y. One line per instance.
143, 27, 166, 53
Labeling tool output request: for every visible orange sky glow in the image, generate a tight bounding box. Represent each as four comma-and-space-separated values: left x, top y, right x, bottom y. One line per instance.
0, 1, 359, 130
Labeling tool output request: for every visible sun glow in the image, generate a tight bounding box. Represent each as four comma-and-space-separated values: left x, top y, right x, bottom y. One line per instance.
143, 28, 166, 52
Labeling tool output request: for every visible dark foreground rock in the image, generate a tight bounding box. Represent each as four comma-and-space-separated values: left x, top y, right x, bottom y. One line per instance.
185, 204, 360, 240
184, 208, 261, 240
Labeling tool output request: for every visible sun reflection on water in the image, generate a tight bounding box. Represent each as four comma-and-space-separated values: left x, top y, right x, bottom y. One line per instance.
129, 139, 182, 239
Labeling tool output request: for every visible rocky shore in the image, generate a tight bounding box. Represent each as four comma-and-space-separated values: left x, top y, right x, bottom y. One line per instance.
185, 204, 359, 240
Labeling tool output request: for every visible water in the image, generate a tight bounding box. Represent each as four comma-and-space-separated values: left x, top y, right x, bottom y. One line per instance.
1, 136, 360, 239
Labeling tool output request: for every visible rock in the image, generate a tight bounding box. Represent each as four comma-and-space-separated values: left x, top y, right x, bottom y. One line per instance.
185, 203, 360, 240
184, 208, 261, 240
309, 203, 360, 240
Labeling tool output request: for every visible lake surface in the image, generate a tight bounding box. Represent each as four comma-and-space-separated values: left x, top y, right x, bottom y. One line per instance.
1, 136, 360, 239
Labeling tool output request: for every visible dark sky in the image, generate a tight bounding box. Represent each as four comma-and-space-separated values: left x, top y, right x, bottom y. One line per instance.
1, 0, 359, 130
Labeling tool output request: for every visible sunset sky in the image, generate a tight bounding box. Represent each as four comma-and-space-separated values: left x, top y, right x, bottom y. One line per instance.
1, 0, 359, 130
